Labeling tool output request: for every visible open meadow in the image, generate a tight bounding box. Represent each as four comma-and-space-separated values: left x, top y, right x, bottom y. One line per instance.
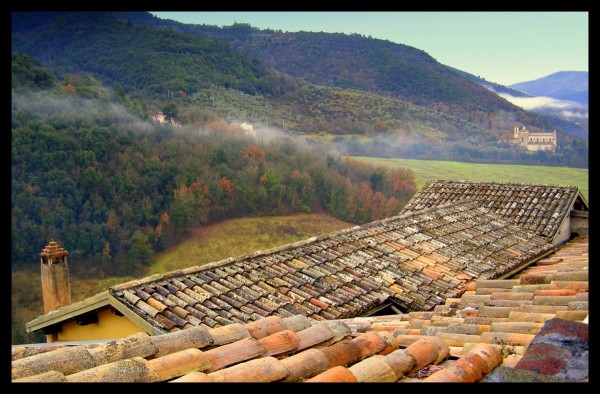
352, 156, 589, 201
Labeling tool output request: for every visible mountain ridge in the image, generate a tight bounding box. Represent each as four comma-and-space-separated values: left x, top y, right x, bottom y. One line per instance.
509, 71, 588, 106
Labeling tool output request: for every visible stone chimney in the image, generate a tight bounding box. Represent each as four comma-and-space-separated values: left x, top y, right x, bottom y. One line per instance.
40, 240, 71, 314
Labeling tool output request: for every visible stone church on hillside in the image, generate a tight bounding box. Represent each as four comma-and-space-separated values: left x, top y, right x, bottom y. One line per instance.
513, 125, 557, 152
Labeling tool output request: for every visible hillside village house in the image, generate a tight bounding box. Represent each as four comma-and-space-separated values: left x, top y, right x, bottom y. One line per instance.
23, 181, 588, 344
512, 125, 557, 152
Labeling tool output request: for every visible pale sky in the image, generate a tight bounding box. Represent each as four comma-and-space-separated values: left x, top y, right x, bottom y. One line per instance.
150, 12, 588, 86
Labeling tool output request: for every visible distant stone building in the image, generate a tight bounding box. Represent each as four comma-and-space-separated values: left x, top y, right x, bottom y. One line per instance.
513, 125, 557, 152
152, 112, 181, 127
231, 122, 256, 136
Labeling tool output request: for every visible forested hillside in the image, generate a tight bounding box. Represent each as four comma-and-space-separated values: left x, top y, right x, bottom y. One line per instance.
11, 12, 294, 97
12, 54, 416, 278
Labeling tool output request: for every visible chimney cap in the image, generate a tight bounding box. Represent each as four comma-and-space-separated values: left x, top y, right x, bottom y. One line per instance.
40, 240, 69, 259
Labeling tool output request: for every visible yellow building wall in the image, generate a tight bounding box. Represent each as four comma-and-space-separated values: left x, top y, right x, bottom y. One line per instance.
55, 308, 144, 342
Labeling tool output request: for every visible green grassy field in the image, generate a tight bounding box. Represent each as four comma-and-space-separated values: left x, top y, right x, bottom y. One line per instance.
150, 213, 354, 275
352, 156, 589, 201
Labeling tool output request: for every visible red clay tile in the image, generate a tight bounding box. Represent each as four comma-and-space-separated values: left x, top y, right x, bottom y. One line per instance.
245, 316, 286, 339
467, 343, 503, 374
320, 339, 363, 367
146, 297, 168, 312
305, 366, 358, 382
258, 329, 301, 356
550, 281, 588, 292
427, 336, 451, 364
434, 332, 482, 347
423, 352, 486, 382
480, 332, 535, 347
147, 348, 210, 381
209, 357, 289, 383
555, 310, 588, 321
490, 292, 534, 300
404, 338, 442, 374
533, 289, 577, 297
295, 324, 335, 351
352, 332, 388, 359
533, 296, 577, 306
280, 348, 330, 382
13, 370, 67, 382
203, 338, 267, 372
309, 297, 329, 310
552, 271, 588, 282
575, 292, 588, 301
282, 315, 313, 332
520, 274, 553, 285
209, 323, 251, 345
507, 311, 556, 323
66, 357, 153, 383
491, 322, 544, 335
348, 355, 397, 382
477, 306, 513, 318
519, 305, 569, 314
150, 325, 213, 358
170, 371, 215, 382
392, 334, 429, 348
155, 314, 177, 330
383, 349, 417, 380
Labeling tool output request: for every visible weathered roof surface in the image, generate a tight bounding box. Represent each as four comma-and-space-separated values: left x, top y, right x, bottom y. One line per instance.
105, 201, 551, 334
12, 236, 587, 383
350, 235, 589, 380
401, 180, 587, 239
12, 313, 498, 383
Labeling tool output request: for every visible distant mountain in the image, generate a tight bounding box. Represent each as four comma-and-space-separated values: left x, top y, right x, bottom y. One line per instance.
509, 71, 588, 106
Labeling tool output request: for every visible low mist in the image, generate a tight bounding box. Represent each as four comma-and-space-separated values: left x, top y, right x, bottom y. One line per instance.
499, 93, 588, 121
12, 91, 157, 134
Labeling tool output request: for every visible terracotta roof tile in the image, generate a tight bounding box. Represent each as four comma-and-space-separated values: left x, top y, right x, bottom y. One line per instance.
280, 348, 330, 382
147, 348, 210, 382
12, 346, 96, 380
349, 354, 398, 382
306, 366, 358, 383
258, 329, 301, 356
209, 356, 289, 383
402, 180, 585, 240
203, 338, 266, 372
13, 370, 67, 382
66, 357, 154, 382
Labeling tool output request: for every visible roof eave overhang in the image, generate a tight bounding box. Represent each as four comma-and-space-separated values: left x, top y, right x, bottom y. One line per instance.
576, 192, 589, 211
25, 292, 160, 336
547, 189, 585, 242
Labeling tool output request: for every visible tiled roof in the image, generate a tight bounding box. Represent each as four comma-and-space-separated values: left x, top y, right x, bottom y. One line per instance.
12, 312, 499, 383
12, 236, 587, 383
106, 201, 552, 333
401, 180, 585, 239
349, 235, 589, 379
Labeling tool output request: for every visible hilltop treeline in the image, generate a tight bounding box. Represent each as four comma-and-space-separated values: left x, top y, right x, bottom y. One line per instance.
12, 57, 416, 278
11, 12, 295, 98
